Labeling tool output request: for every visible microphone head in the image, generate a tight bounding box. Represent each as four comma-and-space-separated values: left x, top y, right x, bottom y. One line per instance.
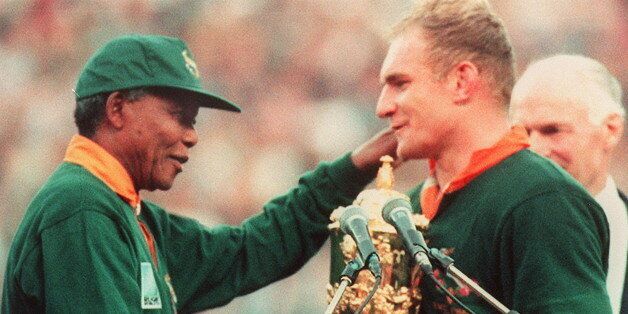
381, 197, 412, 224
339, 205, 368, 234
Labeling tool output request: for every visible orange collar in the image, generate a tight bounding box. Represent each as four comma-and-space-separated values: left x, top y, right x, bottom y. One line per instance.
63, 134, 141, 214
420, 125, 530, 220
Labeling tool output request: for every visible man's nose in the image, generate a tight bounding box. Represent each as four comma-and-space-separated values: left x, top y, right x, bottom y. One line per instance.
528, 132, 551, 157
376, 89, 396, 118
183, 128, 198, 148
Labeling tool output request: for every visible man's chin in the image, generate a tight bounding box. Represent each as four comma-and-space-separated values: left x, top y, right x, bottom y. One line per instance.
148, 178, 176, 191
158, 181, 175, 191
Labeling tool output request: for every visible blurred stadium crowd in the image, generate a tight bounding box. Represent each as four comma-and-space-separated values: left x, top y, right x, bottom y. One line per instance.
0, 0, 625, 312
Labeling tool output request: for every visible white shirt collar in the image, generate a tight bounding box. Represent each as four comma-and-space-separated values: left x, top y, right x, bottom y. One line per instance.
594, 176, 621, 205
594, 176, 628, 314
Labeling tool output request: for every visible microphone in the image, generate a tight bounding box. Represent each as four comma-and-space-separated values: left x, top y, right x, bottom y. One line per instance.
339, 205, 382, 278
381, 198, 433, 274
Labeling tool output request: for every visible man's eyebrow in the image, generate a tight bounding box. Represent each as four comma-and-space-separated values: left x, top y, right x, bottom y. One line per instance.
529, 121, 570, 129
381, 73, 406, 85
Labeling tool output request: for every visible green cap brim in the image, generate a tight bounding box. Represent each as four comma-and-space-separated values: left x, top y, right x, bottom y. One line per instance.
164, 85, 241, 112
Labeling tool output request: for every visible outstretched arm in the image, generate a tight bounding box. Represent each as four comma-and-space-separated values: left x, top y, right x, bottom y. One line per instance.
351, 127, 398, 170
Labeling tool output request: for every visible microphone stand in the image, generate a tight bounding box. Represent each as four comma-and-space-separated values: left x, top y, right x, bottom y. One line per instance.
324, 258, 363, 314
428, 248, 520, 314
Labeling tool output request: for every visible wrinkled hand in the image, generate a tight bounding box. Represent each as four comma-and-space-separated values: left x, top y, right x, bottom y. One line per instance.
350, 127, 400, 171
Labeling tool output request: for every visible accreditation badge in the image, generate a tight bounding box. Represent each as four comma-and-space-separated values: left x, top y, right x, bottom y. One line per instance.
141, 262, 162, 309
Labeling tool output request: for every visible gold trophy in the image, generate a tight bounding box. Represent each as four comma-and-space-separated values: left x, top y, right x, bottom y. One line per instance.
327, 156, 429, 313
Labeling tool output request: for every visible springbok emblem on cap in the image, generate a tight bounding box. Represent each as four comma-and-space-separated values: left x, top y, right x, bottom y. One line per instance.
182, 50, 200, 78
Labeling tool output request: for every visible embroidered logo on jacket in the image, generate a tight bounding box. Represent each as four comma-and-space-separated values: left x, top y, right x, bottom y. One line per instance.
140, 262, 162, 309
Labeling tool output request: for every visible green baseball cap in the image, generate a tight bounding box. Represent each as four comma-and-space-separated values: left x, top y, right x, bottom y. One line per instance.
75, 34, 241, 112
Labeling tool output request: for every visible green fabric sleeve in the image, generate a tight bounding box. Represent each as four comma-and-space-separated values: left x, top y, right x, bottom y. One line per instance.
40, 210, 141, 313
157, 153, 374, 312
504, 191, 611, 313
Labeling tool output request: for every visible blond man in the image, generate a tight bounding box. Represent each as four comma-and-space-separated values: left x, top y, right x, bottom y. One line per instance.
377, 0, 611, 312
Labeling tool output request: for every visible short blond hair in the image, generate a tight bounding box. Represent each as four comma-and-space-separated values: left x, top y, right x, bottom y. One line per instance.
391, 0, 515, 104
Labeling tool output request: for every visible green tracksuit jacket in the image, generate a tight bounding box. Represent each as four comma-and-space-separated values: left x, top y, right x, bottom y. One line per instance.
2, 153, 371, 313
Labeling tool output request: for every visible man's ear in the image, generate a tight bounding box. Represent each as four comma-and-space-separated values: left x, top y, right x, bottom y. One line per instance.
602, 113, 624, 149
447, 61, 479, 105
104, 91, 127, 129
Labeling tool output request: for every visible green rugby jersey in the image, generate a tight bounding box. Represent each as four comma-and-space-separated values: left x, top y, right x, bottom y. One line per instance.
409, 149, 611, 313
3, 153, 372, 313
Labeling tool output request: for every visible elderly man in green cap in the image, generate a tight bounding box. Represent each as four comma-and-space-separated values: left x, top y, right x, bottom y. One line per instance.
2, 34, 397, 313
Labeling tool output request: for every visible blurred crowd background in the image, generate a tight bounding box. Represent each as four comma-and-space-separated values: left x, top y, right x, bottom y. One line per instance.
0, 0, 625, 312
